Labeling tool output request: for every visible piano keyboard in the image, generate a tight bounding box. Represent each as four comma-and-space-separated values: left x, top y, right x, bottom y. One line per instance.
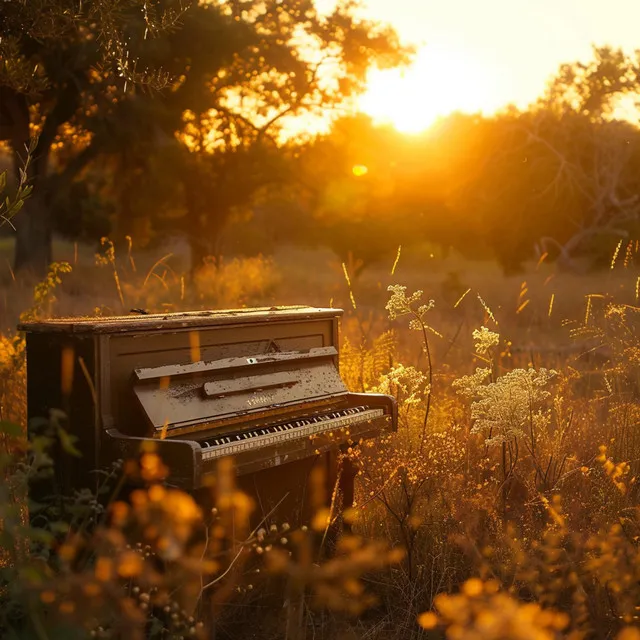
200, 405, 383, 461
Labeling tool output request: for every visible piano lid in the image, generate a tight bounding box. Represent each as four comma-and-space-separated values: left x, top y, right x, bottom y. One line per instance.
132, 346, 348, 437
18, 306, 342, 334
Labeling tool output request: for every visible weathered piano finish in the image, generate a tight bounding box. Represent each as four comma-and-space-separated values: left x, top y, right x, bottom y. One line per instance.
20, 307, 396, 523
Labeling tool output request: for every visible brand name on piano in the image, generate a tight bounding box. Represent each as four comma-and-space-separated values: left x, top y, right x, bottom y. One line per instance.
247, 392, 275, 407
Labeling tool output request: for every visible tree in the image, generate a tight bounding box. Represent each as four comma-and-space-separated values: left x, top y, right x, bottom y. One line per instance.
1, 0, 409, 275
543, 45, 640, 120
169, 0, 410, 271
430, 47, 640, 273
532, 46, 640, 267
1, 0, 186, 274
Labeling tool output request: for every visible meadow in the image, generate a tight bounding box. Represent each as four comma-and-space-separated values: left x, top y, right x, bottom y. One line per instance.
5, 1, 640, 637
1, 234, 640, 639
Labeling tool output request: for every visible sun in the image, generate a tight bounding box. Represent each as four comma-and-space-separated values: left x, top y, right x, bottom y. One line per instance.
357, 43, 499, 133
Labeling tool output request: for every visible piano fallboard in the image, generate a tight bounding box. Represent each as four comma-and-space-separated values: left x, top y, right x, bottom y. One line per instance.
132, 346, 349, 439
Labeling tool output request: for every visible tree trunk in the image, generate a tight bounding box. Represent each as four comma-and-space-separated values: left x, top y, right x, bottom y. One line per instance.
13, 190, 53, 276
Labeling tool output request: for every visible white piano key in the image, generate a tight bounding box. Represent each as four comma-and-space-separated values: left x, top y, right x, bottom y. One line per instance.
201, 407, 385, 461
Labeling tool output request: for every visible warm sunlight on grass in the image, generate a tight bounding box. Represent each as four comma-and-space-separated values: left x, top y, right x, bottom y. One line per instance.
357, 44, 499, 133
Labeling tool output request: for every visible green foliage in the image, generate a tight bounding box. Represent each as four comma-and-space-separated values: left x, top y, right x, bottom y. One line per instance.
20, 262, 74, 323
0, 138, 35, 230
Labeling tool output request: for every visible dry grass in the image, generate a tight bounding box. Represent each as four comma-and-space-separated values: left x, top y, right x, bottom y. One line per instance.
0, 234, 632, 346
2, 235, 640, 639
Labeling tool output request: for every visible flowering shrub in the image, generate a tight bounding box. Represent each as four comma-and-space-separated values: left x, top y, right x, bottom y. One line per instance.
454, 366, 558, 447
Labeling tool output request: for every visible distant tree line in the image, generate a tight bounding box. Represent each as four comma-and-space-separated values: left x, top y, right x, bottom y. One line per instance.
276, 45, 640, 275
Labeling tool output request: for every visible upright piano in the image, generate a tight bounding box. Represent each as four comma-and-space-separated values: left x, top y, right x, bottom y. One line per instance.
20, 307, 396, 524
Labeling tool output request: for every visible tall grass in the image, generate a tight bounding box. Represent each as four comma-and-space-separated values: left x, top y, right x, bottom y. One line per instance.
2, 241, 640, 639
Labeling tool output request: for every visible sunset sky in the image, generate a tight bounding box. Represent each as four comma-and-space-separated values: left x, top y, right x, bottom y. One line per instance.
345, 0, 640, 131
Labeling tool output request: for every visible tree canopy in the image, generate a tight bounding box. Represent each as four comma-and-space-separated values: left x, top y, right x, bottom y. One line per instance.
1, 0, 409, 274
3, 16, 640, 278
297, 45, 640, 274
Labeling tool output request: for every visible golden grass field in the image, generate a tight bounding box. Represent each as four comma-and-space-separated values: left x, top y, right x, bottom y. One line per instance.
2, 234, 640, 639
0, 234, 631, 350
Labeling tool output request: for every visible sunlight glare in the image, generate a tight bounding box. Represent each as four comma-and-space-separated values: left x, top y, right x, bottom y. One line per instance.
357, 44, 499, 133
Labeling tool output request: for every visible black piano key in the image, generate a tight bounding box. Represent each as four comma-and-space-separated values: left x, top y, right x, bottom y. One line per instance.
199, 403, 381, 453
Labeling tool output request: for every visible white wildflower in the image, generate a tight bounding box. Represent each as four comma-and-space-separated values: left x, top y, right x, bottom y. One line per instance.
454, 367, 558, 447
451, 367, 491, 398
386, 285, 421, 319
472, 326, 500, 355
386, 285, 435, 332
373, 364, 429, 405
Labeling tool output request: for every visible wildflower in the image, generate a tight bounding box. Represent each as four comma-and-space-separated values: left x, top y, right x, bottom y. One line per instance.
454, 367, 558, 447
472, 326, 500, 355
385, 285, 434, 321
373, 364, 429, 405
419, 578, 569, 639
452, 367, 491, 398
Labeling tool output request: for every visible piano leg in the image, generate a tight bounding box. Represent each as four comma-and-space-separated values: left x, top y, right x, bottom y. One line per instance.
284, 574, 307, 640
319, 449, 358, 553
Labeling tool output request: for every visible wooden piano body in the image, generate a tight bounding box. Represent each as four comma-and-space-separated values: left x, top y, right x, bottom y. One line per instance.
20, 306, 396, 525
